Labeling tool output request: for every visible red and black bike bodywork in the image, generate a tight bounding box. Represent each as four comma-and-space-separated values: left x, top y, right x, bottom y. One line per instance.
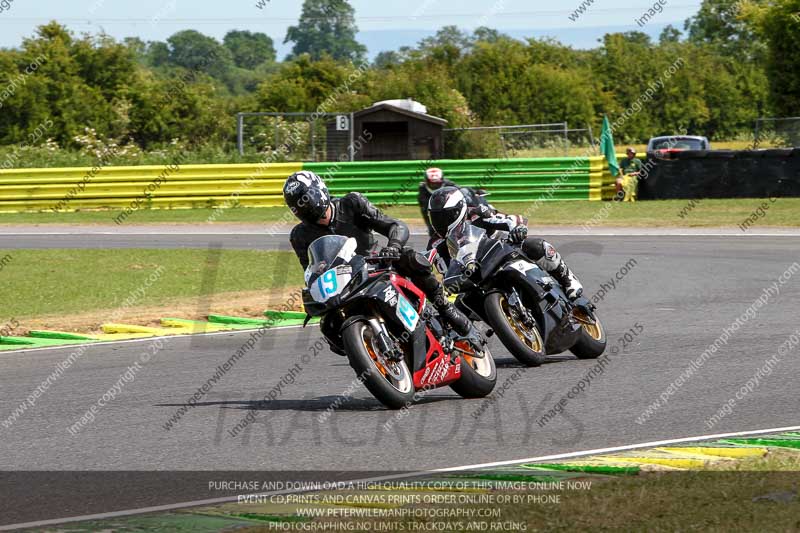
312, 269, 463, 390
302, 236, 495, 408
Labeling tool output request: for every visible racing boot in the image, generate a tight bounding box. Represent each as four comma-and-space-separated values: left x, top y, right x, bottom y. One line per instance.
431, 289, 486, 345
550, 261, 596, 315
548, 260, 584, 301
522, 238, 596, 315
524, 238, 584, 300
438, 301, 488, 355
437, 300, 472, 337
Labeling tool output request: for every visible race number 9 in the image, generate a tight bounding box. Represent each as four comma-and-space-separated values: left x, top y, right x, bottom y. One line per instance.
317, 270, 338, 296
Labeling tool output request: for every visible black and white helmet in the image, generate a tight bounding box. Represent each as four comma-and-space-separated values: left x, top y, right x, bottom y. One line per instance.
283, 171, 330, 224
427, 186, 467, 238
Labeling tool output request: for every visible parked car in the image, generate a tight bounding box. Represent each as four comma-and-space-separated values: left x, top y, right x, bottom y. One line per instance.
646, 135, 711, 154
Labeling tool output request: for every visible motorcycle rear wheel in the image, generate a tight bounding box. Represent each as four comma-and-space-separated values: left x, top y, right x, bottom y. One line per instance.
342, 319, 415, 410
484, 292, 547, 367
449, 340, 497, 398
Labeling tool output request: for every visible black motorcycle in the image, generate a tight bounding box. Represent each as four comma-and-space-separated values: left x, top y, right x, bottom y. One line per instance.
437, 225, 606, 366
302, 235, 496, 409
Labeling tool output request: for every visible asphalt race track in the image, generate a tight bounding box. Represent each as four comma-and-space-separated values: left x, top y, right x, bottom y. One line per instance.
1, 224, 799, 250
1, 229, 799, 523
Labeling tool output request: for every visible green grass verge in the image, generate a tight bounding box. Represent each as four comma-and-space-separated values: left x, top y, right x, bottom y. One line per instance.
0, 249, 301, 320
53, 450, 800, 532
1, 198, 799, 227
315, 451, 800, 533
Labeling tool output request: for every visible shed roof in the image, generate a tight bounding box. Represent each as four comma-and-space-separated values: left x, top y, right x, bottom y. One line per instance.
354, 103, 448, 126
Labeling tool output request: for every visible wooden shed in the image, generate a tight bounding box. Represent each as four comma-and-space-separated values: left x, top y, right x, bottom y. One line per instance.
347, 102, 448, 161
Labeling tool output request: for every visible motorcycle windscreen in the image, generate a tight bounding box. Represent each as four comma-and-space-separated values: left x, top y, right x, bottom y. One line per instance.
304, 235, 357, 286
446, 223, 486, 264
443, 224, 487, 292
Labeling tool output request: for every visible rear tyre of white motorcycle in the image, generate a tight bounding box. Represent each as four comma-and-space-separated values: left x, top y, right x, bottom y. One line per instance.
484, 291, 547, 367
342, 319, 415, 410
449, 346, 497, 399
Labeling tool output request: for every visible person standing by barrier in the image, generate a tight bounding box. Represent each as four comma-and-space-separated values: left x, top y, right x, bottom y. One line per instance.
617, 148, 643, 201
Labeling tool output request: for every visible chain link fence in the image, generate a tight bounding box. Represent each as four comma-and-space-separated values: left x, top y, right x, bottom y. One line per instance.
236, 112, 355, 162
754, 117, 800, 149
236, 115, 602, 161
442, 123, 596, 159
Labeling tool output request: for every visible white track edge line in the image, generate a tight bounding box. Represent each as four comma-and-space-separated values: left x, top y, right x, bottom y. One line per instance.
3, 424, 799, 531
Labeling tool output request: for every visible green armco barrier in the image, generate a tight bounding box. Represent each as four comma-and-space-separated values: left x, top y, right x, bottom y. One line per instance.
305, 156, 608, 205
0, 156, 612, 212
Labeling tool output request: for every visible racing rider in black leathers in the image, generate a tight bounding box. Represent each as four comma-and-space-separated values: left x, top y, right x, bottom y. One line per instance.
427, 186, 589, 305
284, 171, 484, 341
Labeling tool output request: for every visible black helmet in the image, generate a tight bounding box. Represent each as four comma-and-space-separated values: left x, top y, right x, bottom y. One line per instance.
283, 171, 330, 224
427, 186, 467, 238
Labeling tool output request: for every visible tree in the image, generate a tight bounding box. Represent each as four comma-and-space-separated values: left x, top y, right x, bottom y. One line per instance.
659, 25, 682, 44
255, 54, 369, 112
127, 71, 231, 149
748, 0, 800, 115
373, 50, 403, 69
0, 15, 782, 155
223, 30, 276, 69
454, 38, 529, 124
71, 33, 137, 100
3, 23, 136, 146
123, 37, 147, 59
284, 0, 366, 62
146, 41, 170, 67
417, 25, 471, 68
471, 27, 506, 44
166, 30, 233, 77
685, 0, 767, 60
596, 32, 660, 140
455, 38, 601, 128
369, 60, 474, 128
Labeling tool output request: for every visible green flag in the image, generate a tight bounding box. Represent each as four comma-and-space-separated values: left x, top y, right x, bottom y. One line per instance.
600, 115, 620, 177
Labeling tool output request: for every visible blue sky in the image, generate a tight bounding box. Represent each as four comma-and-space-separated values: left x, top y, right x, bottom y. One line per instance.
0, 0, 703, 56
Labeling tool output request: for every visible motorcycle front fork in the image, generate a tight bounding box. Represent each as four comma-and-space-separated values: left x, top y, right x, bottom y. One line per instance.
507, 288, 538, 329
366, 318, 405, 363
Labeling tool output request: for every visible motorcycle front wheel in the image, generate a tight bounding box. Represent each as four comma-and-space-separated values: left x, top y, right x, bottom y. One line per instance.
449, 340, 496, 398
569, 309, 607, 359
484, 291, 547, 367
342, 319, 415, 410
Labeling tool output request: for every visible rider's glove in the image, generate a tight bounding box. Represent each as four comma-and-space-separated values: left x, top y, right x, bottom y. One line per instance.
378, 244, 402, 261
509, 225, 528, 244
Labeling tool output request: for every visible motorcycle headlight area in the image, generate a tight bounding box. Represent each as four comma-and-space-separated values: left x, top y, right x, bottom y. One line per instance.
309, 265, 354, 303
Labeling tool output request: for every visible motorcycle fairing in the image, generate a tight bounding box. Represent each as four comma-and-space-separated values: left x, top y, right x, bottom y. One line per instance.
390, 273, 461, 386
495, 259, 581, 352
